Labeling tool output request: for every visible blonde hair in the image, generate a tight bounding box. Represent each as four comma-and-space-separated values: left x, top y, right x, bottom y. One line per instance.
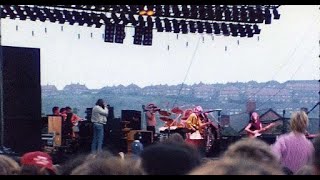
189, 157, 284, 175
222, 138, 280, 167
0, 155, 20, 175
290, 111, 309, 133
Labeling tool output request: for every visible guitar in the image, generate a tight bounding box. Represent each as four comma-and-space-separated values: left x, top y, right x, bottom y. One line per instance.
247, 122, 275, 138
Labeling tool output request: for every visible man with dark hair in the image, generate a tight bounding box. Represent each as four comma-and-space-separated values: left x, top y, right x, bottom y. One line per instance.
141, 142, 201, 175
91, 99, 109, 153
52, 106, 60, 116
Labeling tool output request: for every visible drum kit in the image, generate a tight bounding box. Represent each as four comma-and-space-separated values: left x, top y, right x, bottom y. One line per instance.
158, 107, 188, 141
157, 106, 220, 154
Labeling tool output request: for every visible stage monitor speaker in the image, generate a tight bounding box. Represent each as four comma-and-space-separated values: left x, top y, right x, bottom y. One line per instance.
2, 46, 41, 154
127, 130, 153, 152
121, 110, 141, 130
47, 116, 62, 146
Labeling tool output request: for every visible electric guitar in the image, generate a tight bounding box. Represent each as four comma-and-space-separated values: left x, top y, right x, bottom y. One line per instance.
247, 122, 275, 138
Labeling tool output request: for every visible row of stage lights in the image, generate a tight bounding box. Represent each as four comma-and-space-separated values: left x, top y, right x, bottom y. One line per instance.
58, 5, 280, 24
0, 5, 281, 46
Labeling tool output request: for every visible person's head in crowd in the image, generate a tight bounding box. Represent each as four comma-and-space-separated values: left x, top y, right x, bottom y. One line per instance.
86, 150, 114, 160
162, 133, 185, 145
71, 156, 143, 175
282, 166, 294, 175
140, 142, 201, 175
20, 151, 57, 175
295, 165, 315, 175
189, 157, 284, 175
59, 154, 89, 175
52, 106, 60, 115
222, 138, 280, 168
313, 136, 320, 175
0, 155, 20, 175
290, 110, 309, 133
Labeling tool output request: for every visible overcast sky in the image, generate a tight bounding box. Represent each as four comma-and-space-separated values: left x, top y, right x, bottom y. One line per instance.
2, 5, 319, 90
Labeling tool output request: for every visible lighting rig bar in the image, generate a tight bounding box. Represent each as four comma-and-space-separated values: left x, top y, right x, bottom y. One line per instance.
0, 5, 281, 45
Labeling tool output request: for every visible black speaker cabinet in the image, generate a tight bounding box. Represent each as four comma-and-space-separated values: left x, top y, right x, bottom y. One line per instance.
1, 46, 41, 154
121, 110, 141, 130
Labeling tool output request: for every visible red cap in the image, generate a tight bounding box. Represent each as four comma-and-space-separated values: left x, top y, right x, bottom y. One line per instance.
20, 151, 55, 173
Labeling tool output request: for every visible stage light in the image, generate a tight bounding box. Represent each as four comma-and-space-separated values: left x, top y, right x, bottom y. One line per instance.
111, 13, 120, 24
37, 8, 46, 22
172, 19, 180, 33
138, 15, 145, 27
225, 8, 232, 21
197, 21, 204, 33
163, 5, 170, 16
198, 5, 205, 19
92, 13, 102, 28
31, 6, 39, 21
14, 5, 27, 20
128, 13, 137, 26
264, 8, 272, 24
213, 22, 220, 35
53, 9, 65, 24
133, 26, 143, 45
253, 24, 261, 34
146, 16, 153, 28
181, 5, 189, 18
190, 5, 198, 19
120, 12, 129, 25
155, 5, 163, 16
164, 18, 172, 32
83, 13, 93, 27
181, 20, 188, 34
143, 27, 153, 46
273, 8, 280, 19
4, 5, 16, 19
43, 8, 56, 23
205, 22, 212, 34
146, 10, 155, 16
248, 7, 256, 23
215, 5, 223, 21
221, 23, 230, 36
104, 23, 115, 43
189, 21, 196, 33
146, 5, 154, 16
245, 24, 253, 37
139, 10, 146, 15
207, 5, 214, 20
172, 5, 181, 18
155, 17, 164, 32
240, 6, 248, 23
232, 6, 240, 21
0, 7, 6, 18
115, 24, 125, 43
229, 23, 238, 37
238, 24, 246, 37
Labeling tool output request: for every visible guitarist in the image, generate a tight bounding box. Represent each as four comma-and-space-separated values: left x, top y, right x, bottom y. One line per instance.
245, 112, 266, 138
185, 106, 212, 156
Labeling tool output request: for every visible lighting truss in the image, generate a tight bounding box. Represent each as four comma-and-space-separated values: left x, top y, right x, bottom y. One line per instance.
0, 5, 281, 45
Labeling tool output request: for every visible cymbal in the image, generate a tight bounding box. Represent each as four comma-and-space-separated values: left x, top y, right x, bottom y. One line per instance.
171, 107, 184, 114
159, 110, 172, 116
160, 116, 174, 122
